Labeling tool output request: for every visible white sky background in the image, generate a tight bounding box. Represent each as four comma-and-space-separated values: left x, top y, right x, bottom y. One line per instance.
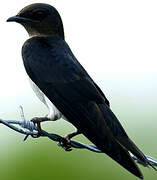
0, 0, 157, 103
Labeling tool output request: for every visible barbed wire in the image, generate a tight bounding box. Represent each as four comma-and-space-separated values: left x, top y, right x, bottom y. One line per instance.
0, 106, 157, 167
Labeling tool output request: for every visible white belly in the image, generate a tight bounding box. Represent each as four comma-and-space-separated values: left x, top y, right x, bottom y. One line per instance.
29, 78, 63, 121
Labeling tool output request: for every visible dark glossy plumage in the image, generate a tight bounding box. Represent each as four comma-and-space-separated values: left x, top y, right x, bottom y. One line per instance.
22, 35, 146, 179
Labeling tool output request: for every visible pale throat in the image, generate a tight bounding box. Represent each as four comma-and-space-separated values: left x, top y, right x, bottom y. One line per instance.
24, 24, 56, 37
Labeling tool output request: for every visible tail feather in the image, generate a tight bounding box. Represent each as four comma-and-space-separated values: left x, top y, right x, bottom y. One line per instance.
116, 137, 148, 164
116, 134, 157, 171
93, 135, 144, 179
98, 104, 149, 166
78, 102, 144, 179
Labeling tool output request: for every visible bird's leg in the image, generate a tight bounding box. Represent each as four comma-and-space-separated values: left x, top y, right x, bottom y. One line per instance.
30, 111, 61, 138
31, 117, 50, 137
58, 129, 81, 151
65, 129, 81, 142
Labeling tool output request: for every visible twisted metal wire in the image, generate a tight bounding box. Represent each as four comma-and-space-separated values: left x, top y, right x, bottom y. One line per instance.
0, 106, 157, 167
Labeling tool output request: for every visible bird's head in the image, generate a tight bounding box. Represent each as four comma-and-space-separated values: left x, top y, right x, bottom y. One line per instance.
7, 3, 64, 39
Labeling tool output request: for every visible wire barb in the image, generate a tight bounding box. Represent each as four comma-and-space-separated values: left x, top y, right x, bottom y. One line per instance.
0, 106, 157, 168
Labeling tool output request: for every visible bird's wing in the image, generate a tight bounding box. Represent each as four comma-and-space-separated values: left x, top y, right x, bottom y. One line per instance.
22, 36, 146, 178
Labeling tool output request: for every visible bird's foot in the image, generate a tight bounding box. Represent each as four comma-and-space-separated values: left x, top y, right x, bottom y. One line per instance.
58, 130, 81, 151
58, 137, 72, 151
31, 117, 49, 138
65, 130, 81, 140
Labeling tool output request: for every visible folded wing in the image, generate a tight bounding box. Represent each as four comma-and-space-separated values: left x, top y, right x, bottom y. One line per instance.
22, 36, 150, 178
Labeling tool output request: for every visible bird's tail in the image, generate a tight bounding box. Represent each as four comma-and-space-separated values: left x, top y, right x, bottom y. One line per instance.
98, 103, 157, 170
94, 134, 144, 179
76, 102, 144, 179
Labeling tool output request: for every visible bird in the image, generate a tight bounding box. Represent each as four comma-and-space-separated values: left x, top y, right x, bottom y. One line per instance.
7, 3, 155, 179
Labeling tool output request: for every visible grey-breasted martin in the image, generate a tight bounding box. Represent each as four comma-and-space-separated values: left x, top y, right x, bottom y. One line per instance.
7, 3, 155, 179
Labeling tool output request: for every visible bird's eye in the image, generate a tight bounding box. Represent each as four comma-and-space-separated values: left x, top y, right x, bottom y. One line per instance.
32, 10, 48, 21
35, 10, 45, 16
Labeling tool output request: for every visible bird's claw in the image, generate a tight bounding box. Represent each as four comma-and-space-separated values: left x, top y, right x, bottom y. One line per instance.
58, 138, 72, 151
30, 117, 43, 137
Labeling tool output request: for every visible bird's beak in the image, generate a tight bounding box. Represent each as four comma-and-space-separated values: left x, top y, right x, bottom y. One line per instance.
7, 15, 34, 23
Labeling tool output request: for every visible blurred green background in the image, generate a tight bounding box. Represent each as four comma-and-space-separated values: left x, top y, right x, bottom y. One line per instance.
0, 73, 156, 180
